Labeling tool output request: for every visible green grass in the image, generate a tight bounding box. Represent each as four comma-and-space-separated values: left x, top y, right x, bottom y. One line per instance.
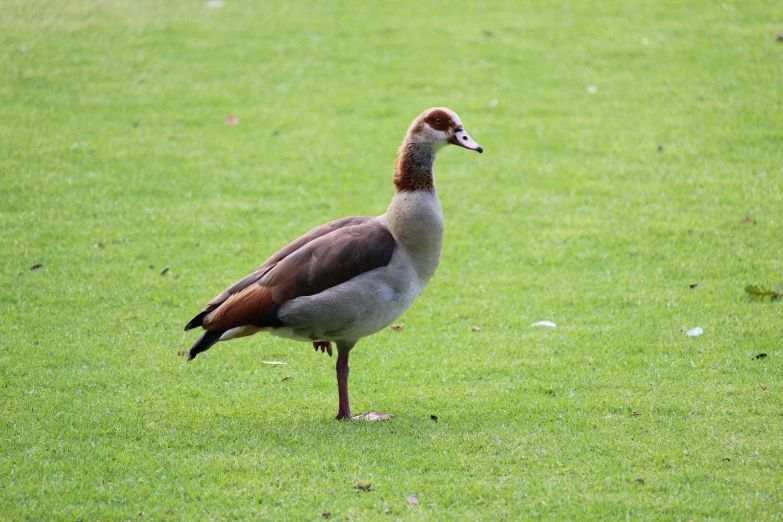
2, 0, 782, 519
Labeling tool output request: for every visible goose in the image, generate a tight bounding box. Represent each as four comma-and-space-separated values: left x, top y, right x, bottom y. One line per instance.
184, 107, 482, 420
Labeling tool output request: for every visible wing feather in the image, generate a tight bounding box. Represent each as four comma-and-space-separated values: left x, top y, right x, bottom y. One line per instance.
186, 218, 396, 333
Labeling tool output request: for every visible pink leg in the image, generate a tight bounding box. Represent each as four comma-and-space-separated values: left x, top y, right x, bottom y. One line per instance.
335, 352, 352, 420
332, 341, 391, 421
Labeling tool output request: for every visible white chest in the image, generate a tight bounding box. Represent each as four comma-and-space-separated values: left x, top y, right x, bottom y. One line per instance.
381, 190, 445, 286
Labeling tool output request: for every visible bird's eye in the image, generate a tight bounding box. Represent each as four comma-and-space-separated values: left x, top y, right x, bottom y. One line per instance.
435, 118, 441, 125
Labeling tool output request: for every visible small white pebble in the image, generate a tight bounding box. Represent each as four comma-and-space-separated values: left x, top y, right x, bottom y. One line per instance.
489, 99, 499, 108
642, 38, 649, 46
586, 85, 598, 94
531, 321, 557, 328
686, 327, 703, 337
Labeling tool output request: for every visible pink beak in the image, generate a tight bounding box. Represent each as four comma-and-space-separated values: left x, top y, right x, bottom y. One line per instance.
451, 128, 483, 153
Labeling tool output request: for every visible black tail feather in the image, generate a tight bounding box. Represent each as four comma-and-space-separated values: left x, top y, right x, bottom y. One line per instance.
184, 311, 209, 331
188, 330, 224, 361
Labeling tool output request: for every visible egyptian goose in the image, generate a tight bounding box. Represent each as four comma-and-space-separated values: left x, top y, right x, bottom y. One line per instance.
185, 108, 482, 420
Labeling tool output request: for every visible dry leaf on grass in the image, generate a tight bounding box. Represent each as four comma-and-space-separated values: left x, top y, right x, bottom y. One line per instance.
631, 478, 645, 485
745, 285, 782, 301
391, 324, 404, 331
407, 494, 419, 507
225, 115, 239, 126
354, 482, 372, 492
471, 325, 482, 332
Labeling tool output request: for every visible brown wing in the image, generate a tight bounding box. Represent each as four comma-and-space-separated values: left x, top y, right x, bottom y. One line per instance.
186, 218, 396, 332
256, 216, 375, 271
184, 216, 373, 330
202, 220, 395, 331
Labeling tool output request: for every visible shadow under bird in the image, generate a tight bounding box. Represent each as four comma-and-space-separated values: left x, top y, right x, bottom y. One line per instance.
184, 107, 482, 420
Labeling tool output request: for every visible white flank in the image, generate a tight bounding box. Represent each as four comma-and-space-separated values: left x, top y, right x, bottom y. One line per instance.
219, 325, 261, 341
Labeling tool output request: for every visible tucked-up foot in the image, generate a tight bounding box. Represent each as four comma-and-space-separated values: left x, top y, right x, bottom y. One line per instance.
313, 341, 332, 357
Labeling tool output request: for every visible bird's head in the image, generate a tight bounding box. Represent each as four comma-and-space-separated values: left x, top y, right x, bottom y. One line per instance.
406, 107, 483, 154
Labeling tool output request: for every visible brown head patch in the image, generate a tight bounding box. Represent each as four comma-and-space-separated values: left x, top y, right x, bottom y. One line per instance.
423, 109, 453, 132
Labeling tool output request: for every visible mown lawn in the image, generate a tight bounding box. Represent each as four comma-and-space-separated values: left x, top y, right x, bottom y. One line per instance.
2, 0, 782, 519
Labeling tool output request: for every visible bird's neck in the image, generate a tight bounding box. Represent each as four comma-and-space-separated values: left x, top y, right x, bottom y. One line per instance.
393, 141, 442, 192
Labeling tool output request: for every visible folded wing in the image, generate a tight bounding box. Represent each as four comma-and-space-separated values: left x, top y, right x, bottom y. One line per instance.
185, 217, 396, 334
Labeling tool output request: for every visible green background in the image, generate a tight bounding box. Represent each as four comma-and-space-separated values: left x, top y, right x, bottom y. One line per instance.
2, 0, 782, 519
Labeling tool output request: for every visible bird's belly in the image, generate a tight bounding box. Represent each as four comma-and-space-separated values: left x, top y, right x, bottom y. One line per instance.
333, 283, 414, 339
274, 265, 421, 343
